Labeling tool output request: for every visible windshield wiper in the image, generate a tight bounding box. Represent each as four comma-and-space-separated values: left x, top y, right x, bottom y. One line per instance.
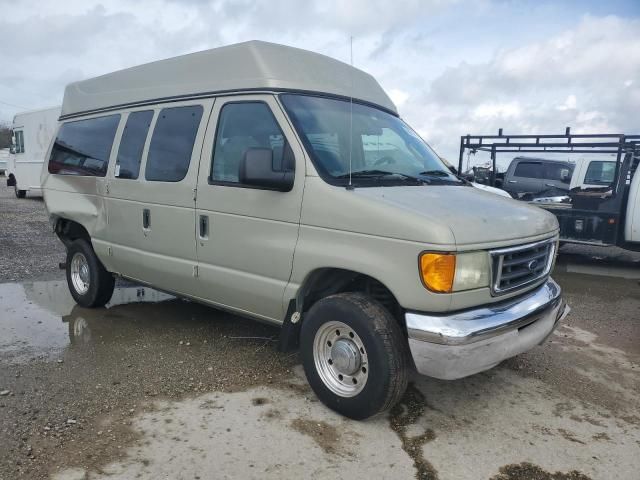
418, 170, 450, 177
335, 170, 425, 183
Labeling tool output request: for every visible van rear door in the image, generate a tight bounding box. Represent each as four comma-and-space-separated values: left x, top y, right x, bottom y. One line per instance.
193, 94, 305, 322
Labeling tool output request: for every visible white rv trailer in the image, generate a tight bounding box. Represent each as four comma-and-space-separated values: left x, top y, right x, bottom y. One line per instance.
0, 148, 9, 174
7, 106, 61, 197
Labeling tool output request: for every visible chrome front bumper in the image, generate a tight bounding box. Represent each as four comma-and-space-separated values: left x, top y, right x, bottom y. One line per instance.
406, 278, 569, 380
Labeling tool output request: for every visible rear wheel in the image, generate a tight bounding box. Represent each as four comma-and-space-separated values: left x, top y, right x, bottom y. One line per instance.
14, 185, 26, 198
66, 239, 115, 307
300, 292, 409, 419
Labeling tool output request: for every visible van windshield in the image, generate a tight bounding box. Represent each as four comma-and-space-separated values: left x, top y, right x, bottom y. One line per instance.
280, 94, 460, 187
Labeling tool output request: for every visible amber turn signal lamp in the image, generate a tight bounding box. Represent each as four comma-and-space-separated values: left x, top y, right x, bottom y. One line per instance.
419, 253, 456, 293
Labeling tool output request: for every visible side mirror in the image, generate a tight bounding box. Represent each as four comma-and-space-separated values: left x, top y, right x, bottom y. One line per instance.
239, 148, 294, 192
560, 169, 571, 183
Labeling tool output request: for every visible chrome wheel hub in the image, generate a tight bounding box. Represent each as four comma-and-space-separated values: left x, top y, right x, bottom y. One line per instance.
70, 253, 90, 295
313, 320, 368, 397
331, 339, 361, 375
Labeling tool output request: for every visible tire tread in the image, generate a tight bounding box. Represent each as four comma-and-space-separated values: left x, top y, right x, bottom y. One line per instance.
301, 292, 409, 419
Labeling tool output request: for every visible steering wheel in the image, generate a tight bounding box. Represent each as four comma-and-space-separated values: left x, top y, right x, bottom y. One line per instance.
373, 156, 395, 167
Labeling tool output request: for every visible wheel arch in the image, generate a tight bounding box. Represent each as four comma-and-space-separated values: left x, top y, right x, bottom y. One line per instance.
54, 217, 92, 249
293, 267, 404, 328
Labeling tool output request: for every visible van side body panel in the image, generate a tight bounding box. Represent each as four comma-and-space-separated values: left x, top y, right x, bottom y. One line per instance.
194, 95, 305, 322
41, 110, 115, 269
104, 99, 214, 296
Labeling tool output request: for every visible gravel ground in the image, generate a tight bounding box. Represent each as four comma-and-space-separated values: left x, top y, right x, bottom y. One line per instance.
0, 179, 639, 479
0, 179, 65, 282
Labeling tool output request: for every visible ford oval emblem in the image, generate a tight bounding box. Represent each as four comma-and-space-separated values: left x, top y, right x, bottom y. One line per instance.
527, 259, 539, 272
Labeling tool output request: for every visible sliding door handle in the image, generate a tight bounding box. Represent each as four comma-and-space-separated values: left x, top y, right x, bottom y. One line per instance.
199, 215, 209, 239
142, 209, 151, 229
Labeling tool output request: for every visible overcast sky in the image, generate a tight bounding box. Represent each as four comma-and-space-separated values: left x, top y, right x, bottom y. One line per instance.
1, 0, 639, 163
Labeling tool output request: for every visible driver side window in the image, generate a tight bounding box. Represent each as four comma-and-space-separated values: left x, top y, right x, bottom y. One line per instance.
210, 102, 292, 185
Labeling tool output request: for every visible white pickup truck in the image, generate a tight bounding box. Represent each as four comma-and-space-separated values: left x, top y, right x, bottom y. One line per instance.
570, 158, 617, 190
540, 151, 640, 250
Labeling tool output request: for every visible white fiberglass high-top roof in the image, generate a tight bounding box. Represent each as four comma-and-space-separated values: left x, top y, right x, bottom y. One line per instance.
61, 40, 397, 118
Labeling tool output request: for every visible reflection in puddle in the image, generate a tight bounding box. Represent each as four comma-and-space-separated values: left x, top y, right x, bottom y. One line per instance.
0, 280, 173, 363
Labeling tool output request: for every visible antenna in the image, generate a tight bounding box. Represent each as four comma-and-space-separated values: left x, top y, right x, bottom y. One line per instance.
348, 36, 354, 189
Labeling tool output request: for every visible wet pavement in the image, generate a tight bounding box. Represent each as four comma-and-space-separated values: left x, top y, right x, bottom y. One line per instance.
0, 179, 639, 480
0, 255, 637, 480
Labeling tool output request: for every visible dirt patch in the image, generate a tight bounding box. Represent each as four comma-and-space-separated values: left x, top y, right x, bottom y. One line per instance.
289, 418, 341, 455
568, 414, 604, 427
251, 397, 269, 406
591, 432, 610, 441
619, 414, 640, 426
552, 402, 575, 418
531, 425, 554, 436
389, 383, 438, 480
262, 408, 282, 420
0, 186, 65, 283
557, 428, 586, 445
490, 462, 592, 480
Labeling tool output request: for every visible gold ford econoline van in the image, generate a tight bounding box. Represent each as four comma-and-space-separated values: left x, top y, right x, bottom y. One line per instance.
42, 41, 569, 419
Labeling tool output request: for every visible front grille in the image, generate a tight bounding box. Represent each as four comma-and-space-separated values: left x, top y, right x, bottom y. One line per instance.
490, 238, 556, 295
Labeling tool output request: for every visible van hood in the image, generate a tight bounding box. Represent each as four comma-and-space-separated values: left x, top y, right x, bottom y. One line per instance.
354, 184, 558, 247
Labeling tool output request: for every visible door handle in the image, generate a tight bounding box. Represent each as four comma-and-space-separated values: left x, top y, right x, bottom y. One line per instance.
142, 209, 151, 229
508, 180, 517, 183
544, 183, 555, 187
199, 215, 209, 239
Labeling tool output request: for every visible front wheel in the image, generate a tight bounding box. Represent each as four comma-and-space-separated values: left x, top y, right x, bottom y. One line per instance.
14, 185, 26, 198
66, 239, 115, 308
300, 293, 409, 419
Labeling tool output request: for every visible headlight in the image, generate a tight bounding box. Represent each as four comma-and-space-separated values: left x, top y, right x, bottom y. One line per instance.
453, 251, 490, 291
419, 251, 489, 293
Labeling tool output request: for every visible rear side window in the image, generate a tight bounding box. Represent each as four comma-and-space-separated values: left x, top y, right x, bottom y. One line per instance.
145, 105, 203, 182
584, 161, 616, 185
211, 102, 291, 184
544, 163, 572, 181
48, 115, 120, 176
14, 131, 25, 153
513, 161, 542, 179
115, 110, 154, 180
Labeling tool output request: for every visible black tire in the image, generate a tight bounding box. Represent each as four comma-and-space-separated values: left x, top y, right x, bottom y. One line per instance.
66, 239, 115, 308
14, 185, 26, 198
300, 292, 409, 420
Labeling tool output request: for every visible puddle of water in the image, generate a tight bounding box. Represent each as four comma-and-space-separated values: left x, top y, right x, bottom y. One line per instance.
0, 280, 173, 363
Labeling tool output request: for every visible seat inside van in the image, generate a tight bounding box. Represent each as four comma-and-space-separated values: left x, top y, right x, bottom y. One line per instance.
212, 103, 288, 183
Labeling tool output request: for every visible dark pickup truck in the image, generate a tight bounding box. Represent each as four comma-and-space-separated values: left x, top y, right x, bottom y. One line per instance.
502, 157, 573, 200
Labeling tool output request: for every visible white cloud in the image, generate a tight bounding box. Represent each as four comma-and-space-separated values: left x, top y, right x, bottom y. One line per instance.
388, 89, 410, 108
473, 101, 521, 119
0, 2, 638, 170
556, 94, 577, 111
406, 14, 640, 161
